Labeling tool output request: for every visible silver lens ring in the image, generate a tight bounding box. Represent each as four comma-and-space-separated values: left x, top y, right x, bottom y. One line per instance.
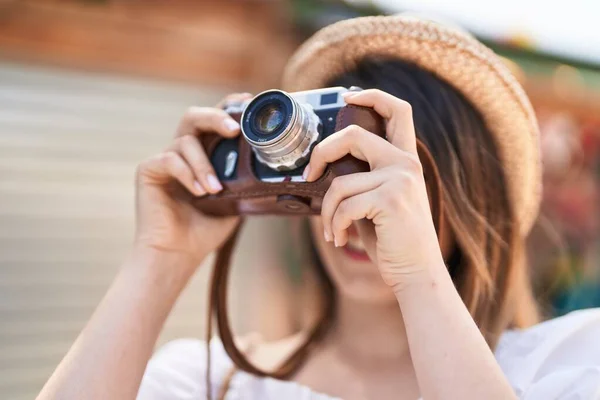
241, 90, 321, 171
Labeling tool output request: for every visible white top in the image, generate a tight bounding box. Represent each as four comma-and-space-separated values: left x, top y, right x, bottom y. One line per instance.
138, 308, 600, 400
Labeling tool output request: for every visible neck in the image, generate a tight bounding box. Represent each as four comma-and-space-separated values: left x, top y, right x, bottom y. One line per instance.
325, 293, 410, 368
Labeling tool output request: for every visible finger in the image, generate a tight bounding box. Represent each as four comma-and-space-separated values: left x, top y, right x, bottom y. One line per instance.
355, 219, 378, 264
216, 92, 254, 109
171, 135, 222, 194
140, 151, 204, 196
321, 170, 386, 242
176, 106, 240, 138
303, 124, 400, 182
342, 89, 417, 154
331, 190, 379, 247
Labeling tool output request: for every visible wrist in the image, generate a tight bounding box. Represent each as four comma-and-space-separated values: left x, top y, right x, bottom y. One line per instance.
391, 257, 451, 299
126, 244, 206, 282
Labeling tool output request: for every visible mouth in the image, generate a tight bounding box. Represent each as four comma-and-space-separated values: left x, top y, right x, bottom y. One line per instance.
341, 225, 371, 262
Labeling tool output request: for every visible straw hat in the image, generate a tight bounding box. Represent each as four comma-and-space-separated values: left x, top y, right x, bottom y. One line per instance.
282, 14, 541, 235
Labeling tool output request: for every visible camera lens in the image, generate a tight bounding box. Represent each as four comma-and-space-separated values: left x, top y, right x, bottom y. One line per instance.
243, 92, 293, 144
255, 103, 285, 136
241, 90, 321, 171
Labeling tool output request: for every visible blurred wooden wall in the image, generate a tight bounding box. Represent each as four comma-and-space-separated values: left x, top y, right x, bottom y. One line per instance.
0, 1, 299, 399
0, 61, 298, 399
0, 0, 295, 90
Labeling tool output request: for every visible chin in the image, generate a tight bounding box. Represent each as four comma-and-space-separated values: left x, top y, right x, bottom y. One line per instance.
309, 217, 398, 305
338, 277, 398, 304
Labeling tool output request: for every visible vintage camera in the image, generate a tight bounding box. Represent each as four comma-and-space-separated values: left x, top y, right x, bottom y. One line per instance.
216, 87, 363, 182
194, 87, 385, 216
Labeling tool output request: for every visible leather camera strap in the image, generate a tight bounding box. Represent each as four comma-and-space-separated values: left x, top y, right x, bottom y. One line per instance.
204, 142, 445, 400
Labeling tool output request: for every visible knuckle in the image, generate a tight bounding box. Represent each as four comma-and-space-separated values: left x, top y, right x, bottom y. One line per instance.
211, 108, 228, 124
184, 106, 223, 125
336, 198, 350, 216
363, 88, 380, 97
329, 176, 343, 194
404, 170, 419, 187
320, 200, 333, 219
159, 151, 178, 168
380, 182, 402, 210
395, 99, 413, 115
364, 88, 387, 102
183, 106, 201, 120
135, 159, 150, 179
311, 142, 323, 160
391, 167, 416, 187
179, 134, 196, 147
323, 179, 344, 214
171, 136, 185, 150
345, 124, 363, 138
333, 201, 344, 218
331, 217, 342, 233
194, 165, 213, 177
403, 152, 423, 175
205, 110, 224, 127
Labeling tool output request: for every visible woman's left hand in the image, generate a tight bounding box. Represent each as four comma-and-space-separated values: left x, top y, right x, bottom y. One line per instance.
303, 89, 444, 292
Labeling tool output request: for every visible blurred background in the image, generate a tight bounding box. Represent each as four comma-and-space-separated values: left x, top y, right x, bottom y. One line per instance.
0, 0, 599, 398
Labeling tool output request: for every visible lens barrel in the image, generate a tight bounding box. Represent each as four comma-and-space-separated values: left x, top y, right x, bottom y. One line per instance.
241, 90, 320, 171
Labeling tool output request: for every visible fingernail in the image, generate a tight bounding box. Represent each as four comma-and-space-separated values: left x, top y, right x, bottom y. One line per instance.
324, 229, 331, 242
341, 92, 357, 99
302, 164, 311, 181
223, 119, 240, 133
194, 180, 206, 195
334, 237, 341, 247
207, 174, 223, 192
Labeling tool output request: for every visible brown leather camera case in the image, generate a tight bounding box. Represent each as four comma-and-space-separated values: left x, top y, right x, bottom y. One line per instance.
195, 105, 386, 216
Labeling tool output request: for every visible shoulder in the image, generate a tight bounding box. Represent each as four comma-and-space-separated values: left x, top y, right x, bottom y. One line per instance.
495, 308, 600, 399
137, 338, 231, 400
136, 333, 316, 400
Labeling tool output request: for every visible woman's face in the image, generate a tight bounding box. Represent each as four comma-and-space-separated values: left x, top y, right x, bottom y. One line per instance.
309, 216, 454, 304
309, 217, 397, 304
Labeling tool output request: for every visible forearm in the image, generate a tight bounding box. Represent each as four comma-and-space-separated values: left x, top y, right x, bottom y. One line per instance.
37, 247, 201, 400
395, 260, 516, 400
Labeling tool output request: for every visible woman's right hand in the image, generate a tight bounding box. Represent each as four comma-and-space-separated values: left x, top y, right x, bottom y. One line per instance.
133, 93, 253, 267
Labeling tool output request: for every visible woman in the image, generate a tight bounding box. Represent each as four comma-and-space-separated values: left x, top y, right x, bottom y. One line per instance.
37, 15, 600, 400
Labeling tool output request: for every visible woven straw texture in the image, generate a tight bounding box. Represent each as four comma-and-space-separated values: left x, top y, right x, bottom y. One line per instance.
282, 15, 541, 234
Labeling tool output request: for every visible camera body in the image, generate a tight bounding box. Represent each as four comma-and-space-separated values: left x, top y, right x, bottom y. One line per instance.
194, 87, 385, 216
214, 87, 360, 182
